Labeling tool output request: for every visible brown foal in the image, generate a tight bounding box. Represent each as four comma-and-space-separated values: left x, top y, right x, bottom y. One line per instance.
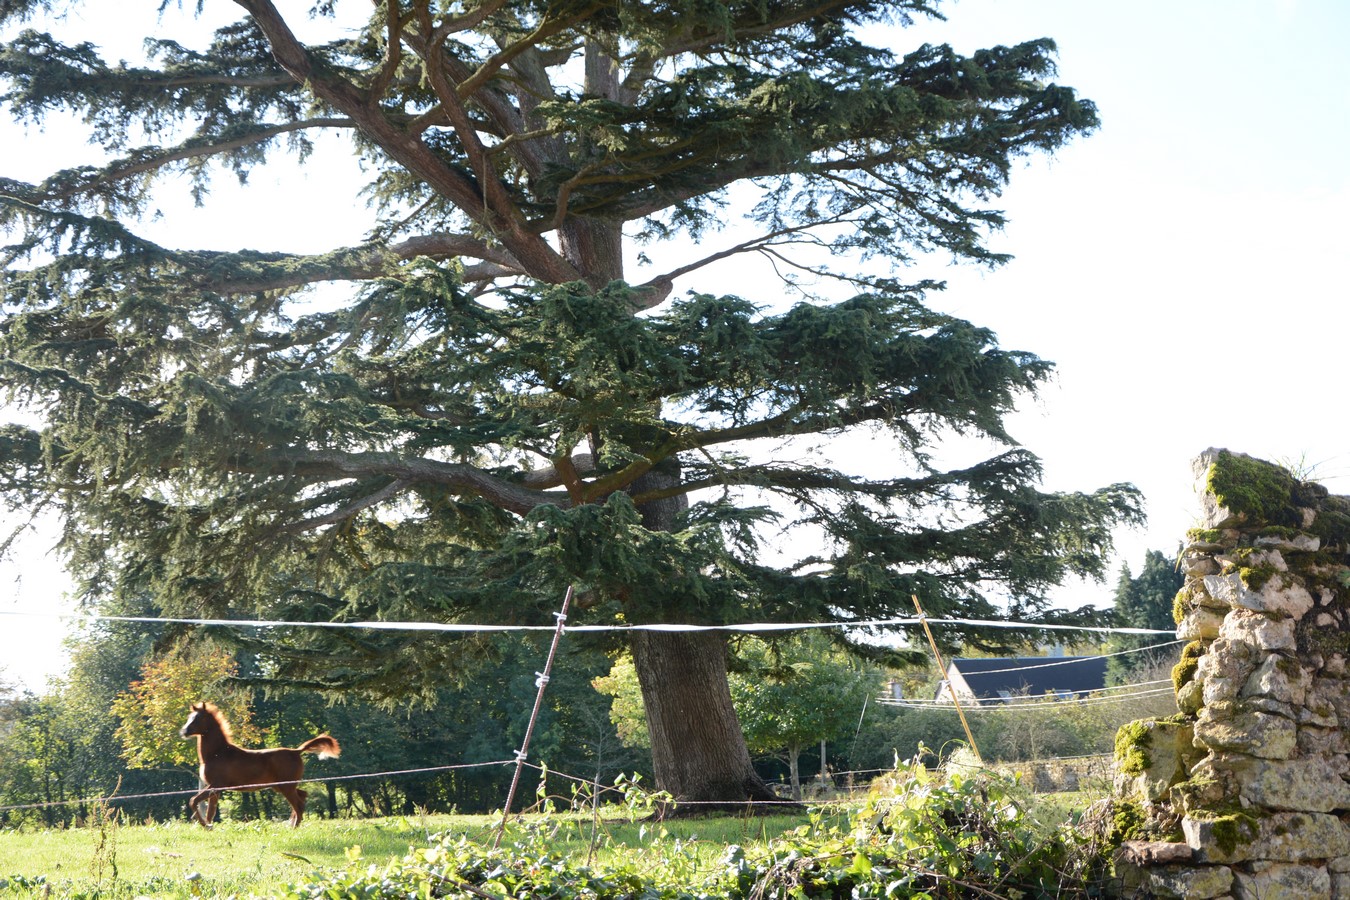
179, 701, 340, 827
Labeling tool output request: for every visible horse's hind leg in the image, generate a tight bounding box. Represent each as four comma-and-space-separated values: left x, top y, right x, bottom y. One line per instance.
276, 784, 307, 827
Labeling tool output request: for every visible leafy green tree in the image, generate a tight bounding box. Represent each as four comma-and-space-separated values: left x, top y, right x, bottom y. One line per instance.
0, 616, 185, 825
592, 655, 651, 751
111, 644, 260, 770
1106, 550, 1184, 686
0, 0, 1142, 805
729, 636, 878, 800
0, 677, 127, 827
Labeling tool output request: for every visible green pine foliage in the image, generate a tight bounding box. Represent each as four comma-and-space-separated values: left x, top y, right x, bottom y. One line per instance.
1104, 550, 1185, 687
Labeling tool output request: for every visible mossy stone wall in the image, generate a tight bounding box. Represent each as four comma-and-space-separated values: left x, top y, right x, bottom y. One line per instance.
1113, 449, 1350, 900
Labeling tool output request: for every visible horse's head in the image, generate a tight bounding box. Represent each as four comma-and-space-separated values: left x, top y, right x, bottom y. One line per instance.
180, 702, 211, 739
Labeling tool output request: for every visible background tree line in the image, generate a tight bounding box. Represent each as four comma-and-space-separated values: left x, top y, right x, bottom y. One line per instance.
0, 551, 1181, 827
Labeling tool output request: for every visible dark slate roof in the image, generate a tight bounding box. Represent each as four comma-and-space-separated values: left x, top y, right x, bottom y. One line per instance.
949, 656, 1108, 703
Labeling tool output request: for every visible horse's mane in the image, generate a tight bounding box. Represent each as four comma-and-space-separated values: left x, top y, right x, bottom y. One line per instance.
194, 701, 233, 741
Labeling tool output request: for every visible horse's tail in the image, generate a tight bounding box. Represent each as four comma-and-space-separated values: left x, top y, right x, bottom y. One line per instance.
297, 735, 341, 759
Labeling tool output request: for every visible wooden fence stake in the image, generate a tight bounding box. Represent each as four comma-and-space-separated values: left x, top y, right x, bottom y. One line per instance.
912, 594, 983, 765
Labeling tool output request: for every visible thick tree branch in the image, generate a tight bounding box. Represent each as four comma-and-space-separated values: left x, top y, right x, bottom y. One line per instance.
257, 449, 569, 515
176, 231, 524, 294
518, 452, 595, 489
417, 25, 521, 229
402, 28, 544, 178
429, 0, 512, 43
279, 477, 414, 534
234, 0, 581, 284
368, 0, 408, 99
455, 7, 594, 100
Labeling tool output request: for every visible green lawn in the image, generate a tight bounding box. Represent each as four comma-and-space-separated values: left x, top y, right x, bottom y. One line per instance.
0, 808, 813, 898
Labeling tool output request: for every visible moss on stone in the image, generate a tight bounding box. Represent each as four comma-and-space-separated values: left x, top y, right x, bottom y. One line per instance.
1206, 450, 1300, 527
1172, 656, 1200, 695
1111, 796, 1148, 844
1312, 506, 1350, 549
1170, 642, 1204, 695
1205, 808, 1259, 858
1239, 563, 1278, 591
1187, 527, 1227, 546
1172, 586, 1191, 625
1298, 616, 1350, 658
1257, 526, 1300, 540
1115, 720, 1153, 776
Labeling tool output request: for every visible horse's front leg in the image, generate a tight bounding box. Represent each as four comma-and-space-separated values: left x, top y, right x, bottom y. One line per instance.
187, 789, 213, 828
206, 791, 220, 825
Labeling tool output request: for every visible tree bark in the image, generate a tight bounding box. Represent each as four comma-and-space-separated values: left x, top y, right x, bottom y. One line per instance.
626, 468, 779, 812
630, 629, 778, 812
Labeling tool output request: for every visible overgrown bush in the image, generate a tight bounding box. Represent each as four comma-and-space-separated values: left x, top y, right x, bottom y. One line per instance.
284, 760, 1113, 899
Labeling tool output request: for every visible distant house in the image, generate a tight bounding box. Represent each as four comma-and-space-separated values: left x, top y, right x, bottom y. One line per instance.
935, 656, 1108, 706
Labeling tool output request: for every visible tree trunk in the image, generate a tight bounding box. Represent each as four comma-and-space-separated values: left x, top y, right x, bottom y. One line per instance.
788, 743, 801, 801
629, 629, 778, 811
627, 468, 778, 812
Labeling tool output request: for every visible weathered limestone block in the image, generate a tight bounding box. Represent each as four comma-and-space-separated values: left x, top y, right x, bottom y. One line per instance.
1219, 608, 1296, 652
1183, 555, 1223, 577
1307, 677, 1350, 725
1193, 702, 1296, 758
1186, 812, 1350, 865
1334, 871, 1350, 900
1146, 864, 1235, 899
1177, 678, 1205, 715
1254, 532, 1321, 553
1204, 571, 1315, 620
1217, 548, 1288, 573
1197, 640, 1261, 706
1118, 841, 1195, 866
1246, 698, 1297, 720
1173, 757, 1237, 816
1184, 579, 1231, 611
1233, 862, 1330, 900
1179, 606, 1226, 642
1229, 756, 1350, 812
1256, 573, 1316, 619
1115, 718, 1194, 802
1114, 842, 1228, 899
1297, 725, 1350, 756
1297, 705, 1338, 728
1240, 655, 1310, 706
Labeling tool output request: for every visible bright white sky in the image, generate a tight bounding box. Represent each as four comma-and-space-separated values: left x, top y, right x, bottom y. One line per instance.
2, 0, 1348, 689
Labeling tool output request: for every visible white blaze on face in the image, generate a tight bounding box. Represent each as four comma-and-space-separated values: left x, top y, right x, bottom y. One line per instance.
180, 710, 199, 738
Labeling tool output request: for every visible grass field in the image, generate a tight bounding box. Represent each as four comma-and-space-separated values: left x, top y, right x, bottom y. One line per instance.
0, 807, 816, 898
0, 773, 1102, 899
